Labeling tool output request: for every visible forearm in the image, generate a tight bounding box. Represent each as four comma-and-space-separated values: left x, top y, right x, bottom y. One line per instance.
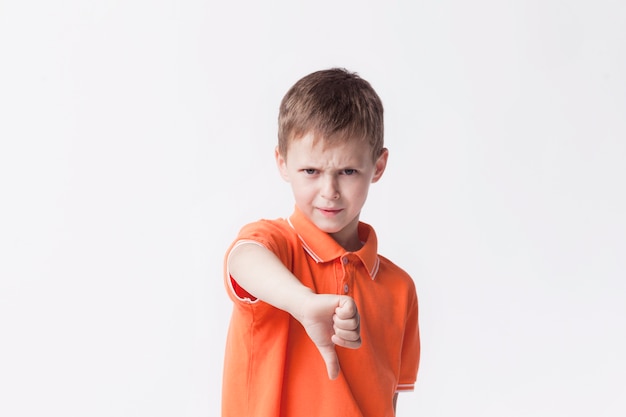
228, 242, 314, 321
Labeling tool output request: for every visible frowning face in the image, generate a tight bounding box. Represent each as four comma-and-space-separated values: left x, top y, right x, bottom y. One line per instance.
276, 133, 388, 251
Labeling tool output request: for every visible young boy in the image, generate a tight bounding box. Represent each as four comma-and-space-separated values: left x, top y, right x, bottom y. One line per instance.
222, 68, 420, 417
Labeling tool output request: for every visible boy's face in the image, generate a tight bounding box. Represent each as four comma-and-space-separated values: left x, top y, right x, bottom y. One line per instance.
276, 133, 388, 251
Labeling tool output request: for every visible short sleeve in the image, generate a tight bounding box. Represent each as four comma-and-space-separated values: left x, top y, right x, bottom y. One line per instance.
224, 219, 294, 302
397, 289, 420, 392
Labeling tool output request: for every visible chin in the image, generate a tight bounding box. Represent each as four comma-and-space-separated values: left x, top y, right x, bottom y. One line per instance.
314, 223, 342, 234
311, 219, 344, 234
309, 218, 343, 233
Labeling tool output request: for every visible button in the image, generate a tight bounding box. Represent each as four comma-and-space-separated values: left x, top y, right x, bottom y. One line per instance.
342, 257, 349, 265
343, 284, 349, 293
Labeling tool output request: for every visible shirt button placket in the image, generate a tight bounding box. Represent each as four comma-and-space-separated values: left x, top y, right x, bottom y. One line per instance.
341, 256, 351, 294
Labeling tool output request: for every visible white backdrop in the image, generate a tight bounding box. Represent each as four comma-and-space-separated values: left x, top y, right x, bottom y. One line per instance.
1, 1, 625, 416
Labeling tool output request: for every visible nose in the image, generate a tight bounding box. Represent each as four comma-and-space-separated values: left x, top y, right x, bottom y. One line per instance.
320, 175, 340, 200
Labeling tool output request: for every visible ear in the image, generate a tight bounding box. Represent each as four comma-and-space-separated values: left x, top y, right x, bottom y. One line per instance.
275, 146, 290, 182
371, 148, 389, 183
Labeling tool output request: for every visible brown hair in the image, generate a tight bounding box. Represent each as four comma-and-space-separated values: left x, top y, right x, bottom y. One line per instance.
277, 68, 384, 161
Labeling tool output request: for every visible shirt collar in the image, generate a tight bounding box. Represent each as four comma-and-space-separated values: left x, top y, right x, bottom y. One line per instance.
288, 206, 380, 279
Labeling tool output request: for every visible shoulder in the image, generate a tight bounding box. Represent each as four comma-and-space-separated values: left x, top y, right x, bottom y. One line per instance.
238, 217, 292, 236
233, 217, 300, 259
377, 255, 417, 293
377, 254, 411, 278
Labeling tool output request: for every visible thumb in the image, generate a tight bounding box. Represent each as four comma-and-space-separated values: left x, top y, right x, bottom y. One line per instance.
317, 343, 340, 380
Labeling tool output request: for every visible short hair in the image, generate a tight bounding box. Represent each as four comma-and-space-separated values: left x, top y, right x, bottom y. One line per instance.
277, 68, 384, 161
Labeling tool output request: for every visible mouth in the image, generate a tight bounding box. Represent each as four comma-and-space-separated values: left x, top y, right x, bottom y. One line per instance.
317, 207, 343, 217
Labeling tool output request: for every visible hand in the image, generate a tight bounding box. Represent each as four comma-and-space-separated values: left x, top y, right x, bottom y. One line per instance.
296, 294, 361, 380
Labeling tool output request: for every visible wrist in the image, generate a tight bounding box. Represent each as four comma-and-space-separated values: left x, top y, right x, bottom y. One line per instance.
287, 287, 316, 323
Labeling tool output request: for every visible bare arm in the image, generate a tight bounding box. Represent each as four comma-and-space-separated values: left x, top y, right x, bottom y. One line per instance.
228, 242, 361, 379
228, 242, 314, 318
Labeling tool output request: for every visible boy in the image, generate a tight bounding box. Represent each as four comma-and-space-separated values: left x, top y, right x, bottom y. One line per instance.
222, 68, 420, 417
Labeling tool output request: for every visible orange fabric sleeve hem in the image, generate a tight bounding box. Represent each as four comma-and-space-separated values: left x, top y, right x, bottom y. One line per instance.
396, 383, 415, 393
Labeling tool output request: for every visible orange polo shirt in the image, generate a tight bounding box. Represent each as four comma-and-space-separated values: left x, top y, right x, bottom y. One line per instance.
222, 207, 420, 417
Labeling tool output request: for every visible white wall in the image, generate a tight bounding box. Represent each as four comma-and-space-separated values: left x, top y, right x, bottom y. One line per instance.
1, 1, 625, 416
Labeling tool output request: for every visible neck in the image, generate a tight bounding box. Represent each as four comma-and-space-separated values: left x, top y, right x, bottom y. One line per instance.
330, 223, 362, 252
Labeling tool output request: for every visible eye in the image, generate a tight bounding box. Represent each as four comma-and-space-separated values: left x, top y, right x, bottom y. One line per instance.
342, 169, 357, 175
303, 169, 317, 175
